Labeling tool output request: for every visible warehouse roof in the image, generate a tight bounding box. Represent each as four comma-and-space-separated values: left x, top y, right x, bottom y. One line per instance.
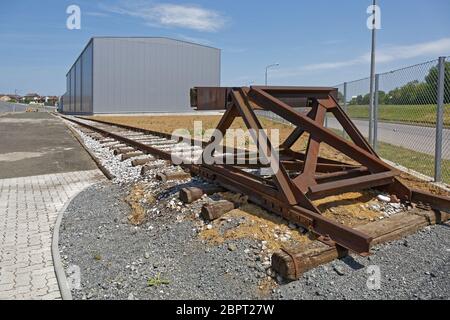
66, 37, 220, 76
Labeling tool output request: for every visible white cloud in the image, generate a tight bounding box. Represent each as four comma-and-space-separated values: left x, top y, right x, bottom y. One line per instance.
102, 1, 227, 32
85, 11, 110, 17
176, 34, 213, 46
273, 37, 450, 77
369, 38, 450, 63
302, 59, 360, 71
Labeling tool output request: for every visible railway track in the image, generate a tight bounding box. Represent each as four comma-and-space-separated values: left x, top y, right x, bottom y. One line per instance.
62, 115, 220, 173
59, 86, 450, 279
61, 115, 373, 253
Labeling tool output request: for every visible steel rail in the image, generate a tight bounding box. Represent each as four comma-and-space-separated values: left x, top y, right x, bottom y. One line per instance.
61, 115, 374, 255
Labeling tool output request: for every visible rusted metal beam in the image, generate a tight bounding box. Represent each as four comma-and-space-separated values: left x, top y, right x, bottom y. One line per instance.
279, 107, 317, 149
308, 171, 396, 200
314, 167, 370, 183
411, 189, 450, 213
293, 101, 326, 192
247, 88, 392, 173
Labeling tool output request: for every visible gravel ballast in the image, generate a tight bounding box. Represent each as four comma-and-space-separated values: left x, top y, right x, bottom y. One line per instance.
59, 181, 450, 300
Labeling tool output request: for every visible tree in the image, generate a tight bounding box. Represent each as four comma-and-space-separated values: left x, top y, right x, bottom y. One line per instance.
425, 61, 450, 103
365, 61, 450, 105
337, 91, 344, 104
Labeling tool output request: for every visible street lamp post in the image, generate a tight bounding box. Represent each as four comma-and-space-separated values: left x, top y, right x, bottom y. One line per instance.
369, 0, 377, 147
265, 63, 279, 86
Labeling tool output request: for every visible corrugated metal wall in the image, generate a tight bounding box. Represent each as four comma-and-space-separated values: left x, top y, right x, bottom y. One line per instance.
63, 40, 93, 114
75, 59, 81, 113
81, 43, 93, 114
92, 37, 220, 114
63, 37, 220, 114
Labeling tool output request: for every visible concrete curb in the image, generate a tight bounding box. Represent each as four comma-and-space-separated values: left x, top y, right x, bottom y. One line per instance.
51, 184, 95, 300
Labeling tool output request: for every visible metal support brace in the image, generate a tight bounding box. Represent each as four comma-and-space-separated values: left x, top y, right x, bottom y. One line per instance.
343, 82, 348, 138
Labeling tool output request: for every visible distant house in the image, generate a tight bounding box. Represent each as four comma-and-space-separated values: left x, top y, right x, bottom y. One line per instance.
23, 93, 43, 103
0, 95, 11, 102
44, 96, 59, 106
0, 94, 21, 102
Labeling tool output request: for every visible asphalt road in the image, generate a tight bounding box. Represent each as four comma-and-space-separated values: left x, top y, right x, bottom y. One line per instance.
0, 112, 96, 178
326, 118, 450, 160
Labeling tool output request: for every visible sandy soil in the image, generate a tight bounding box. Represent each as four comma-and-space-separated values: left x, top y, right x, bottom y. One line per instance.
90, 115, 355, 164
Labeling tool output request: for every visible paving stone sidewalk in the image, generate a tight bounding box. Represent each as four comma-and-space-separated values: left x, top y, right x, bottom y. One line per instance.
0, 170, 103, 300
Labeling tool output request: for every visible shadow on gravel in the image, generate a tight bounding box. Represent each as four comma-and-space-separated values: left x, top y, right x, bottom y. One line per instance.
340, 256, 365, 271
158, 179, 221, 201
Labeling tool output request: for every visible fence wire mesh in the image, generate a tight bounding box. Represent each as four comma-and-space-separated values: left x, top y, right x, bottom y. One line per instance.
333, 77, 372, 138
443, 56, 450, 184
0, 101, 55, 113
258, 57, 449, 184
375, 59, 443, 181
0, 101, 28, 113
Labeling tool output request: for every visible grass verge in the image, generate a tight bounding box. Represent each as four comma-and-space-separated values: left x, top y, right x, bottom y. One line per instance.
329, 128, 449, 184
345, 104, 450, 127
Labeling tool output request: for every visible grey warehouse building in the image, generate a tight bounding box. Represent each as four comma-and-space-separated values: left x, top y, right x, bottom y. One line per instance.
62, 37, 220, 114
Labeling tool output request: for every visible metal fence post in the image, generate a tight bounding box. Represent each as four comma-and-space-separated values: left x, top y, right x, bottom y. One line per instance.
434, 57, 445, 182
343, 82, 347, 137
373, 74, 380, 150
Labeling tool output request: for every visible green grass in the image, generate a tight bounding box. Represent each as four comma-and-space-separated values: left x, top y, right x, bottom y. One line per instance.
147, 273, 170, 287
345, 104, 450, 127
329, 128, 449, 184
376, 142, 449, 184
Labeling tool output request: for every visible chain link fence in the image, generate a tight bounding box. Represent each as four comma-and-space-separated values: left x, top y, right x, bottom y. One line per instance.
335, 59, 449, 184
443, 55, 450, 184
375, 60, 442, 181
0, 101, 56, 113
258, 56, 449, 185
0, 101, 28, 113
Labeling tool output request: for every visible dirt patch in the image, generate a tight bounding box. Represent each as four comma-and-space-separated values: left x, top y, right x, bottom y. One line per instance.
198, 198, 311, 253
313, 191, 385, 227
124, 183, 155, 225
257, 276, 277, 297
398, 173, 450, 197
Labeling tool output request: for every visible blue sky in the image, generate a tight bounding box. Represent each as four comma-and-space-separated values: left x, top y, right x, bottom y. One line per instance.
1, 0, 449, 95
